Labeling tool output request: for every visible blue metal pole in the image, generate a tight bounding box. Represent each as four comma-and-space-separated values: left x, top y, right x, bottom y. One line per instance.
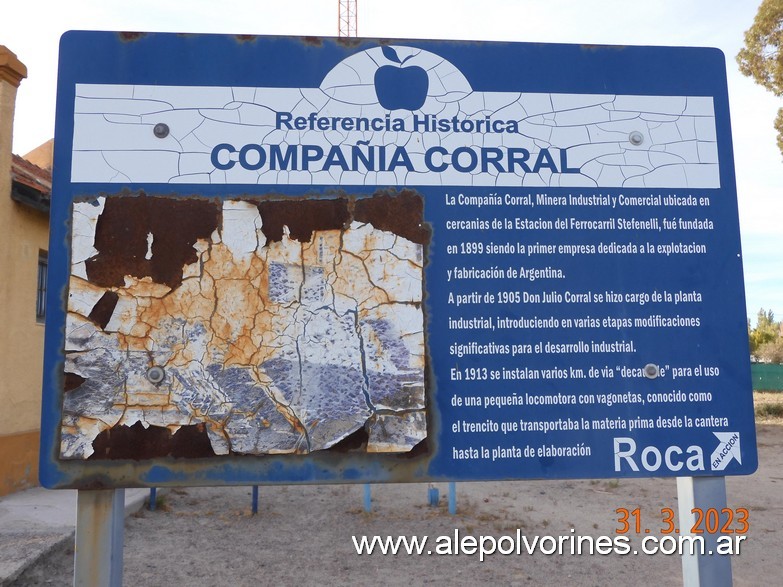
677, 476, 733, 587
428, 484, 439, 506
363, 483, 372, 512
74, 489, 124, 586
110, 489, 125, 585
251, 485, 259, 515
148, 487, 157, 511
448, 482, 457, 514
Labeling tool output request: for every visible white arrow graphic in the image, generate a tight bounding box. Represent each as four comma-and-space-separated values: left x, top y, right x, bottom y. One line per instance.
710, 432, 742, 471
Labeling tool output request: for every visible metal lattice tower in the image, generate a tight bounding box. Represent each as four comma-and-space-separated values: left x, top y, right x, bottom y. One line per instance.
338, 0, 358, 38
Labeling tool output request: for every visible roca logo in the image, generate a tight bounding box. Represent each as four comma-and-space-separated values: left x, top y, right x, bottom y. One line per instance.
613, 437, 705, 473
374, 46, 429, 111
614, 432, 742, 473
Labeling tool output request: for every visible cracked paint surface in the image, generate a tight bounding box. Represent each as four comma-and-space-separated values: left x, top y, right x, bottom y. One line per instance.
61, 192, 428, 459
71, 46, 719, 188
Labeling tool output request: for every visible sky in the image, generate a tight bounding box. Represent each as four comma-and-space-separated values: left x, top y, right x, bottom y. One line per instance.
1, 0, 780, 323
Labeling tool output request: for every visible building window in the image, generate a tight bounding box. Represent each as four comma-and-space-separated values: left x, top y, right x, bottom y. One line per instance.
36, 251, 47, 323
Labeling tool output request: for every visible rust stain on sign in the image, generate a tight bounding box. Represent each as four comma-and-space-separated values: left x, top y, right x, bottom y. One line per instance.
117, 32, 147, 42
354, 188, 429, 245
256, 197, 350, 243
90, 422, 217, 460
301, 36, 323, 47
62, 191, 430, 462
86, 195, 220, 289
64, 373, 86, 393
87, 291, 119, 330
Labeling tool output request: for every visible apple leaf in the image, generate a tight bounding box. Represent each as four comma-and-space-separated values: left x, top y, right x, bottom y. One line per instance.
381, 45, 402, 64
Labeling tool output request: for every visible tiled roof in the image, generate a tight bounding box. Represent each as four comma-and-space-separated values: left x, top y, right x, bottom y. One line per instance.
11, 154, 51, 196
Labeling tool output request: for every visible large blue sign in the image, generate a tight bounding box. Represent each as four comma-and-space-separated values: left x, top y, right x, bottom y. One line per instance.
41, 32, 757, 488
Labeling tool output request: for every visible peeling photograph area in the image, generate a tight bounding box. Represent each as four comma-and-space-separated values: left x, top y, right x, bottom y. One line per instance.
61, 190, 429, 460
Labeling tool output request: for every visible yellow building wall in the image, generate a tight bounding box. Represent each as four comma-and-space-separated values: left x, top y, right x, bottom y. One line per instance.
0, 46, 48, 495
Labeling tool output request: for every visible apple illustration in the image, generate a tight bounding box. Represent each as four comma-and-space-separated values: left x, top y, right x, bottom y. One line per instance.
374, 46, 429, 111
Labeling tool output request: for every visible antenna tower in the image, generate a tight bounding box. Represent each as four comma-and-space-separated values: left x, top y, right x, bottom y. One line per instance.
338, 0, 358, 38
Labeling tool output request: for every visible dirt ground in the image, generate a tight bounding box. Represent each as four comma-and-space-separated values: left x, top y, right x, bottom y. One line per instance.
12, 422, 782, 586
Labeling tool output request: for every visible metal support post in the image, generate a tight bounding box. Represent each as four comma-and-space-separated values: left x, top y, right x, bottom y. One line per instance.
251, 485, 259, 515
427, 483, 439, 506
363, 483, 372, 512
676, 477, 732, 587
74, 488, 125, 587
448, 482, 457, 514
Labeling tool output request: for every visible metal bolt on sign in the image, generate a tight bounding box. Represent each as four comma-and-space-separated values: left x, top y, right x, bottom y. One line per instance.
146, 366, 166, 384
153, 123, 170, 138
629, 130, 644, 145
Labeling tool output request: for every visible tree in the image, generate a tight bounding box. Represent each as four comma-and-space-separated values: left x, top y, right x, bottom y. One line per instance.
749, 308, 779, 356
737, 0, 783, 157
757, 338, 783, 363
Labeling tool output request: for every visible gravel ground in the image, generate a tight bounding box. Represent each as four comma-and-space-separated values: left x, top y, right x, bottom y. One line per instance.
11, 423, 781, 586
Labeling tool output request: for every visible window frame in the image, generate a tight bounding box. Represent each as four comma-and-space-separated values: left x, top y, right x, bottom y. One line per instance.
36, 250, 48, 324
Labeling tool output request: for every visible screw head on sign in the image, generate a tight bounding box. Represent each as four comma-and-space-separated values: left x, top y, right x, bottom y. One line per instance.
146, 366, 166, 384
153, 123, 170, 138
629, 131, 644, 146
644, 363, 660, 379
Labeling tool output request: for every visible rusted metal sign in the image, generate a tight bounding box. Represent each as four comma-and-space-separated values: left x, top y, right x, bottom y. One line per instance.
42, 32, 756, 488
